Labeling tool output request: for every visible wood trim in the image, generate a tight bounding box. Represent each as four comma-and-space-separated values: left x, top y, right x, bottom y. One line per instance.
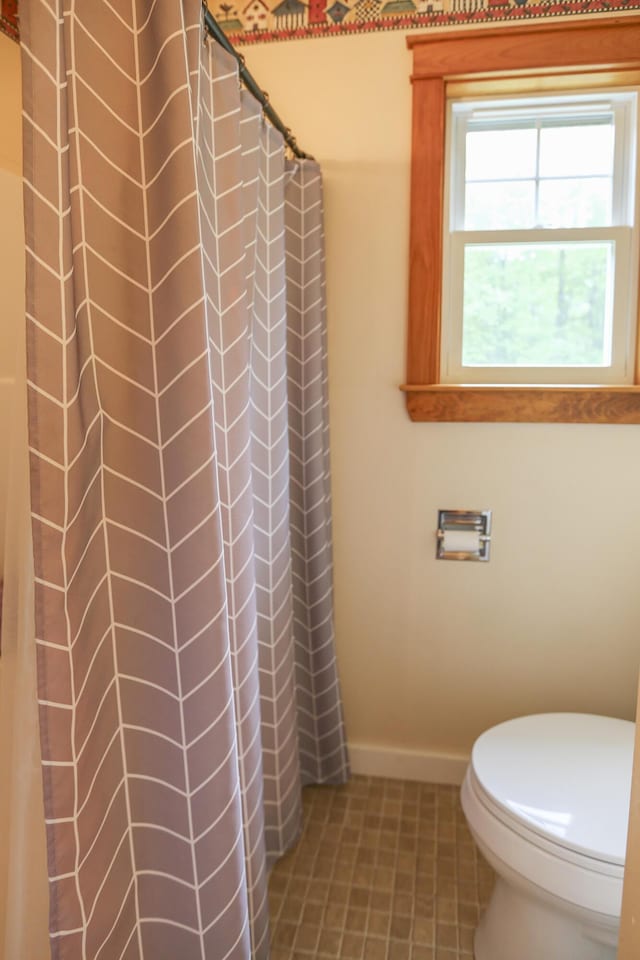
408, 17, 640, 79
402, 386, 640, 423
619, 679, 640, 960
636, 282, 640, 383
405, 15, 640, 424
407, 76, 444, 385
406, 14, 639, 49
446, 69, 640, 100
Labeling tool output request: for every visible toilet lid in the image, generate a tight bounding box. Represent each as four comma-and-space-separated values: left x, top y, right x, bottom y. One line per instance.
471, 713, 635, 865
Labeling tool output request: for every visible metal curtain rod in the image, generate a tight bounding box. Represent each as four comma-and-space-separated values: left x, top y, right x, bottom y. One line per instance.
202, 3, 314, 160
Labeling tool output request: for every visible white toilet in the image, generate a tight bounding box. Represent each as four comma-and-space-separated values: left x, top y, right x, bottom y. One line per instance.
461, 713, 635, 960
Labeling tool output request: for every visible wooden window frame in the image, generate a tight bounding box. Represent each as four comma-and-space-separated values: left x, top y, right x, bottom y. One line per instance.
403, 16, 640, 423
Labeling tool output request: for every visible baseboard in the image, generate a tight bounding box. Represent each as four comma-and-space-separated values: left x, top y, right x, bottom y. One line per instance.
348, 742, 469, 786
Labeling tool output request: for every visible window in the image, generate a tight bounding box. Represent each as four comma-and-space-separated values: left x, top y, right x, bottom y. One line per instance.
404, 17, 640, 422
442, 93, 638, 385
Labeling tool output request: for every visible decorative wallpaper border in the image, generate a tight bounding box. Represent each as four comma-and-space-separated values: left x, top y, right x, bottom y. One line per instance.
0, 0, 18, 41
1, 0, 638, 45
220, 0, 640, 44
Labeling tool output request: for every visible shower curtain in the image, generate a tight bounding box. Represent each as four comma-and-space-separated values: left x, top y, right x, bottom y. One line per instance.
20, 2, 349, 958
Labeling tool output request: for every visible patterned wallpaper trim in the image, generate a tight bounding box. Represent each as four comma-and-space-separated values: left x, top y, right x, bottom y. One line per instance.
2, 0, 640, 45
223, 0, 640, 44
1, 0, 17, 41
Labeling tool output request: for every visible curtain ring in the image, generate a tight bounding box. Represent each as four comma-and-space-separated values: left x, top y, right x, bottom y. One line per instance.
202, 0, 211, 42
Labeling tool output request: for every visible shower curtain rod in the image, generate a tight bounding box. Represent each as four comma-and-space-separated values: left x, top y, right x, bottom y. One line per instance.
202, 3, 314, 160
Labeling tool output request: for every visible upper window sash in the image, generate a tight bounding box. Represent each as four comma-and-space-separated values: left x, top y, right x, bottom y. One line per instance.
448, 93, 638, 233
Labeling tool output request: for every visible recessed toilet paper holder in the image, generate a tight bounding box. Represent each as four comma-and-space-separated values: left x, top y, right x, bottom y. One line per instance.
437, 509, 492, 561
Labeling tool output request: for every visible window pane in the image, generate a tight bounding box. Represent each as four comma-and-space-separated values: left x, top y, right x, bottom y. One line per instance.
462, 243, 613, 367
465, 181, 535, 229
539, 122, 614, 178
538, 178, 612, 228
466, 127, 537, 181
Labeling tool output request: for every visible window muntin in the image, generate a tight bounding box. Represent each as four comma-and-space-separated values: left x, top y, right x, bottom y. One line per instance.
441, 91, 639, 385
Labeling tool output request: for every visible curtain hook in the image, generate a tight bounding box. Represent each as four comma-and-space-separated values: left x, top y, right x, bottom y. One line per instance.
202, 0, 213, 44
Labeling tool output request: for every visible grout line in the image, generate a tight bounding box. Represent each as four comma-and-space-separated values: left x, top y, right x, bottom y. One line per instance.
267, 776, 492, 960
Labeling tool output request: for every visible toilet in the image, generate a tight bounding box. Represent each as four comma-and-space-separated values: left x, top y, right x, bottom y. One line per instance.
460, 713, 635, 960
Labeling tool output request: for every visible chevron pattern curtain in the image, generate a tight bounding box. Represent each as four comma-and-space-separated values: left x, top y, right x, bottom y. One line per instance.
21, 3, 349, 958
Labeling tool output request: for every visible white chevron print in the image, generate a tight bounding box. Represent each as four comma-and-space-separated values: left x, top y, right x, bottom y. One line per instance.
22, 2, 348, 958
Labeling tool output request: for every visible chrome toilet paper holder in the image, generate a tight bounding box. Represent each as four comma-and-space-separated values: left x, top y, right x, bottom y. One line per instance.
437, 509, 492, 561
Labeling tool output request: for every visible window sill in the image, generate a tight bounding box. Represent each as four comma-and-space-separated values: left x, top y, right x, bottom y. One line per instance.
400, 384, 640, 424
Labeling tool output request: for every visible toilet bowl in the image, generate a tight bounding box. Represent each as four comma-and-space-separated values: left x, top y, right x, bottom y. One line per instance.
460, 713, 634, 960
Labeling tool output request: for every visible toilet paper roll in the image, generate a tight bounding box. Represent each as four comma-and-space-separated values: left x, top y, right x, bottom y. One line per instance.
442, 529, 481, 553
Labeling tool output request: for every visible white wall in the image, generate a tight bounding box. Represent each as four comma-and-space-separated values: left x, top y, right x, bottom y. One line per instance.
0, 36, 22, 579
0, 32, 34, 953
244, 28, 640, 766
0, 169, 23, 580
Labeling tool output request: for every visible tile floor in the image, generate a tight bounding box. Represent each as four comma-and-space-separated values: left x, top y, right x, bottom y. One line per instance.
268, 776, 494, 960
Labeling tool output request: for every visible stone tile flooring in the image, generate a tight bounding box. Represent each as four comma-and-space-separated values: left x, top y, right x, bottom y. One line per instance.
268, 776, 494, 960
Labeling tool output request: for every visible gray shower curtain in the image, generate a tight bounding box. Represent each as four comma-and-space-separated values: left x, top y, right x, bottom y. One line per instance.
20, 2, 349, 957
